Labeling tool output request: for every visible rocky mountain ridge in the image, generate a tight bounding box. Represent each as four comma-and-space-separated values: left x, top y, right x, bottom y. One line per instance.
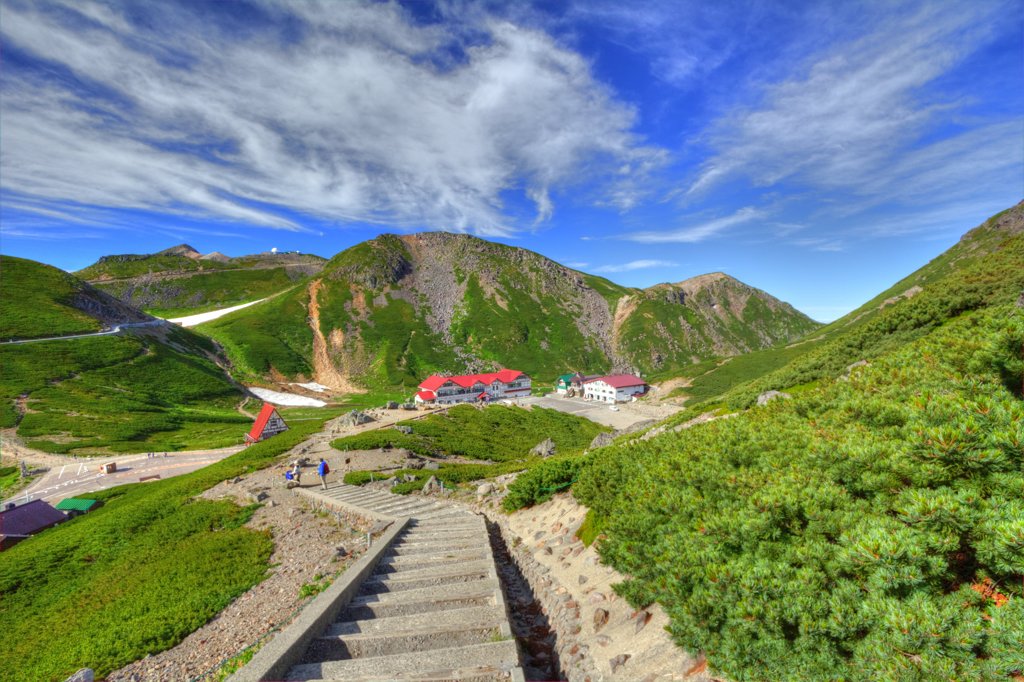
201, 231, 819, 388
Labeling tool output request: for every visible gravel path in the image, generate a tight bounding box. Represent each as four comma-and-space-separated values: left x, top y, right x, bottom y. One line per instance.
106, 464, 375, 682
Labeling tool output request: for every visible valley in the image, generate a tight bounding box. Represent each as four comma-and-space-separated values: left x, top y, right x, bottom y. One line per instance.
0, 202, 1021, 681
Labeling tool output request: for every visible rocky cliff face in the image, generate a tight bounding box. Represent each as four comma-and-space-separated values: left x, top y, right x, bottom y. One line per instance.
209, 232, 819, 388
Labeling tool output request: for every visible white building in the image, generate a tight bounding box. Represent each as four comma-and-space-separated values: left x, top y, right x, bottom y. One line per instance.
583, 374, 647, 403
415, 369, 532, 405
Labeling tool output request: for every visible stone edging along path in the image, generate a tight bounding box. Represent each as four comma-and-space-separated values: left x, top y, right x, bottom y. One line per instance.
228, 483, 525, 682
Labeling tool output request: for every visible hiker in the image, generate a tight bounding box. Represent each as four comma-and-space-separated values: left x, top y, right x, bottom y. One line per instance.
317, 458, 329, 490
291, 462, 301, 484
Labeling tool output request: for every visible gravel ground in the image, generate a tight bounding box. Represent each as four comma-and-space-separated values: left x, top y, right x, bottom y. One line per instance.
106, 463, 374, 682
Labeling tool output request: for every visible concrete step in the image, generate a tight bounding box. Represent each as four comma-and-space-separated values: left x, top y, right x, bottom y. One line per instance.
309, 624, 504, 660
370, 558, 492, 582
341, 589, 498, 621
385, 539, 489, 556
328, 604, 508, 636
359, 567, 491, 596
286, 641, 520, 680
346, 579, 502, 612
378, 547, 491, 570
414, 508, 471, 521
397, 528, 483, 542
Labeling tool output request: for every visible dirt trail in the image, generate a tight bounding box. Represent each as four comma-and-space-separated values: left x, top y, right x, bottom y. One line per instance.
306, 280, 363, 394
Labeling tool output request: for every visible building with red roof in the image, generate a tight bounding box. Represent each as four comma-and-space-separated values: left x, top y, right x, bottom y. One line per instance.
583, 374, 647, 403
245, 403, 288, 443
1, 499, 66, 550
414, 369, 531, 405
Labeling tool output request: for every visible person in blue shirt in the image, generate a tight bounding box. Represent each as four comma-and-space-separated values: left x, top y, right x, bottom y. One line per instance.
317, 458, 329, 489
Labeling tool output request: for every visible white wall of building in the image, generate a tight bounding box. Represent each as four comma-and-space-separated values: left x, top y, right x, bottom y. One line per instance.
583, 380, 645, 403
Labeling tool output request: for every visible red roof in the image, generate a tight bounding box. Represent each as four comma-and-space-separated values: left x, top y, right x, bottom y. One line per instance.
419, 375, 448, 391
1, 500, 65, 538
416, 391, 436, 401
247, 403, 279, 441
585, 374, 646, 389
418, 369, 525, 390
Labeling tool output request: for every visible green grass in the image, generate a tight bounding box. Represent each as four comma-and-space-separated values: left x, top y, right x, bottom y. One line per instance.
0, 417, 329, 682
97, 269, 301, 317
0, 256, 104, 340
331, 404, 607, 462
200, 290, 314, 381
572, 305, 1024, 681
0, 465, 30, 498
0, 329, 248, 454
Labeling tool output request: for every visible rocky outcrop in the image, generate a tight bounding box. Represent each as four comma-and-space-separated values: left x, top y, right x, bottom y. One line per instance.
531, 438, 557, 458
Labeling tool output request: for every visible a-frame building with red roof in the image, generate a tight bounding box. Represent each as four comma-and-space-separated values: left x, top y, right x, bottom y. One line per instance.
245, 403, 288, 444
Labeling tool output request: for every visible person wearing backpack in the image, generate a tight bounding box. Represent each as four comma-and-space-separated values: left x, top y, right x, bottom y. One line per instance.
317, 458, 330, 489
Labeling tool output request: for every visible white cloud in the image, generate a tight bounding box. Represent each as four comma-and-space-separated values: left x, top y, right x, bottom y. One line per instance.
622, 206, 764, 243
0, 1, 662, 235
686, 3, 1012, 201
592, 259, 677, 273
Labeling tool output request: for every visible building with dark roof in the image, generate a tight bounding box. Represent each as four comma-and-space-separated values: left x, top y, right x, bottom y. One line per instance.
0, 499, 65, 550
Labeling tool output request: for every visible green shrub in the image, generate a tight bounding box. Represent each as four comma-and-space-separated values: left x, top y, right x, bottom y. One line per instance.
573, 307, 1024, 681
0, 418, 327, 682
332, 404, 607, 462
503, 456, 583, 511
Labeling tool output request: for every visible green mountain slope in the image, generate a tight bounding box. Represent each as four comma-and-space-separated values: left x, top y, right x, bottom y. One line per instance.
574, 303, 1024, 681
678, 201, 1024, 405
1, 258, 247, 453
1, 256, 151, 341
77, 244, 326, 316
199, 232, 818, 390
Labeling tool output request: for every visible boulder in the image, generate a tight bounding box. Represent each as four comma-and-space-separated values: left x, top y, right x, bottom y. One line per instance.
340, 410, 374, 427
756, 390, 791, 406
587, 432, 615, 450
385, 401, 399, 409
422, 475, 440, 494
424, 461, 440, 471
396, 425, 414, 435
531, 438, 557, 458
476, 482, 495, 497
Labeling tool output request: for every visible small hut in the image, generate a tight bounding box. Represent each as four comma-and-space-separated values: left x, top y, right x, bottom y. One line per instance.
55, 498, 103, 518
0, 500, 66, 550
245, 403, 288, 444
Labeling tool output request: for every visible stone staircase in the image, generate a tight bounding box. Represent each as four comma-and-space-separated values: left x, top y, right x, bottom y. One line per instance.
279, 484, 524, 681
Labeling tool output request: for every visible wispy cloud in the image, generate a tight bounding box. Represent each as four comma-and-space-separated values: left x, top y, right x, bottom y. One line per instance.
622, 206, 764, 243
686, 3, 1013, 202
0, 1, 663, 236
592, 259, 677, 273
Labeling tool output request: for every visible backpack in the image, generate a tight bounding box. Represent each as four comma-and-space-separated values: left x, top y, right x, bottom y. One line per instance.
322, 462, 330, 475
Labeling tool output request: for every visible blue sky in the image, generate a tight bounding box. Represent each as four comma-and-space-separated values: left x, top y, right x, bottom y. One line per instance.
1, 0, 1021, 321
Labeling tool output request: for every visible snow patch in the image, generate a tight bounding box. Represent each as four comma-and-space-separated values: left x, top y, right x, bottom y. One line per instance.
291, 382, 330, 393
167, 298, 268, 327
248, 387, 326, 407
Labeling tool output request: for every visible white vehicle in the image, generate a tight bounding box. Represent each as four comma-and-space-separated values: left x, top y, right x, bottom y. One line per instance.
608, 406, 619, 411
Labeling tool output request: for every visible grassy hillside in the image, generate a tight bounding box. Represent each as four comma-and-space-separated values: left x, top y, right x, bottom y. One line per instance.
78, 246, 326, 316
199, 232, 817, 391
337, 404, 608, 496
0, 418, 327, 682
0, 326, 248, 454
99, 269, 302, 317
570, 304, 1023, 681
199, 289, 315, 382
0, 256, 142, 340
675, 203, 1024, 405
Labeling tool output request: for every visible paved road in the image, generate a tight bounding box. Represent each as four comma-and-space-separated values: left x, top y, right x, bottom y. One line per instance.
1, 320, 167, 345
520, 394, 656, 429
5, 447, 245, 506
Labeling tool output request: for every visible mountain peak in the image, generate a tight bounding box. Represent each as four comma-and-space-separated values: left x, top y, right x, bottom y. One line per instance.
157, 244, 201, 258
